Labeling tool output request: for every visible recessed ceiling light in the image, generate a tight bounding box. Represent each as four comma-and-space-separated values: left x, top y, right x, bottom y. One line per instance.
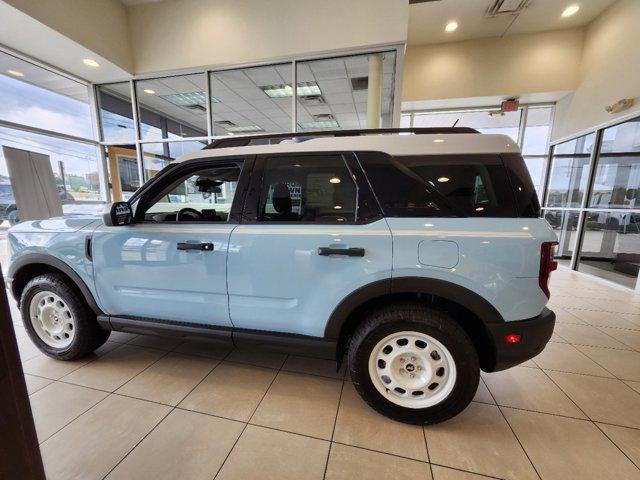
433, 138, 445, 143
143, 88, 156, 94
299, 120, 339, 130
329, 177, 341, 184
82, 58, 100, 68
7, 70, 24, 77
225, 125, 264, 133
261, 81, 322, 98
561, 4, 580, 17
475, 206, 485, 212
445, 21, 458, 32
437, 177, 450, 183
334, 205, 343, 210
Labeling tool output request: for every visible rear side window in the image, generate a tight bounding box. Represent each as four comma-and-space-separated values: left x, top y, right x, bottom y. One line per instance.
358, 152, 518, 217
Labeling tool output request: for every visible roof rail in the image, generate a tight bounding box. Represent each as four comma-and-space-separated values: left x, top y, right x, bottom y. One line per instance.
203, 127, 480, 150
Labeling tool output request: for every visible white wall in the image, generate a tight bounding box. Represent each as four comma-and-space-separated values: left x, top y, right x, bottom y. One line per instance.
126, 0, 408, 74
402, 28, 584, 103
550, 0, 640, 141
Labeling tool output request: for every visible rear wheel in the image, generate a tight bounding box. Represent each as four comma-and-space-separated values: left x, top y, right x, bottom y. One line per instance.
348, 303, 479, 424
21, 273, 110, 360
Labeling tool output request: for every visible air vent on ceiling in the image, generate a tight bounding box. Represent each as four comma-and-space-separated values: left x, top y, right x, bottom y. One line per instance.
215, 120, 236, 128
312, 114, 335, 122
351, 77, 368, 91
486, 0, 529, 17
186, 104, 206, 112
299, 95, 326, 106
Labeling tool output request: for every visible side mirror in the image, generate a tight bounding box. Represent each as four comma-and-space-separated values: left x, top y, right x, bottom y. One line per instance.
103, 202, 132, 226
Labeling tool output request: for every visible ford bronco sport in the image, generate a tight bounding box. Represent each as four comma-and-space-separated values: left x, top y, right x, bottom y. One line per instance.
6, 128, 557, 424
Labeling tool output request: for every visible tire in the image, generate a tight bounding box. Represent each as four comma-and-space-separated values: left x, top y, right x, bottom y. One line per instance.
348, 302, 479, 425
20, 273, 110, 360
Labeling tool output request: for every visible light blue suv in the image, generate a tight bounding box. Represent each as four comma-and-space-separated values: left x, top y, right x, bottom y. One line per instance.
6, 128, 558, 424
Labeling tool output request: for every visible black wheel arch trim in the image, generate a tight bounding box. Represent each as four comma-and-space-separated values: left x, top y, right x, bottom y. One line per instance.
8, 253, 104, 316
324, 276, 505, 339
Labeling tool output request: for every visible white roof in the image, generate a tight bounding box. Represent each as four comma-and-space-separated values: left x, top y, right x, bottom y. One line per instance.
176, 133, 520, 163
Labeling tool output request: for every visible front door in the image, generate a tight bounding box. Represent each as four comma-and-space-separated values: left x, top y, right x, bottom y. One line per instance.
92, 158, 247, 327
227, 152, 392, 337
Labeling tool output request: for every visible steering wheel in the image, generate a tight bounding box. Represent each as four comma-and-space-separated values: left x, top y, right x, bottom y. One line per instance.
176, 207, 204, 222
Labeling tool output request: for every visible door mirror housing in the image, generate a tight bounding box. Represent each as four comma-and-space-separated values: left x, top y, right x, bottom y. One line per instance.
103, 202, 133, 226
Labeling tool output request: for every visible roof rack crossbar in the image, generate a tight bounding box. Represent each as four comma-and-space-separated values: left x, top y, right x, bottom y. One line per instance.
203, 127, 480, 150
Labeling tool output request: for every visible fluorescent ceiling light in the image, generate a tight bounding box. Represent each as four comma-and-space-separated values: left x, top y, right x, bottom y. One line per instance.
225, 125, 264, 133
143, 88, 156, 94
445, 21, 458, 32
83, 58, 100, 67
561, 4, 580, 17
299, 120, 339, 130
7, 70, 24, 77
329, 177, 341, 184
261, 82, 322, 98
159, 91, 215, 107
437, 177, 450, 183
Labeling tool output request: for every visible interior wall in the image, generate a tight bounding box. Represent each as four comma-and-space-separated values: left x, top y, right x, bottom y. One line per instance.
402, 28, 584, 103
550, 0, 640, 141
126, 0, 408, 74
1, 0, 133, 72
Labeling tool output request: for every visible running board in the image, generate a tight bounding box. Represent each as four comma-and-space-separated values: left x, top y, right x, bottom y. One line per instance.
97, 315, 336, 359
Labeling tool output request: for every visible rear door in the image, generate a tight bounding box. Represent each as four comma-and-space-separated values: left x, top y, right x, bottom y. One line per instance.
227, 152, 392, 337
92, 157, 250, 326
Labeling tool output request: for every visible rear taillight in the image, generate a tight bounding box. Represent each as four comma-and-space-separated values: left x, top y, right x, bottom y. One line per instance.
539, 241, 558, 298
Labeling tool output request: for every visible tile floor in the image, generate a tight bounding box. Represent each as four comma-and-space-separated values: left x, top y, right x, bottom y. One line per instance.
8, 268, 640, 480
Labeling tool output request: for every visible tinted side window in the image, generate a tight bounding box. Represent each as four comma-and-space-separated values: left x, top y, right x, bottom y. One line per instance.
258, 155, 357, 223
358, 152, 518, 217
501, 153, 541, 217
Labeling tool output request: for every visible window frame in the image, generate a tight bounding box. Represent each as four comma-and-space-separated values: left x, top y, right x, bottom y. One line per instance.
242, 151, 382, 225
132, 155, 254, 225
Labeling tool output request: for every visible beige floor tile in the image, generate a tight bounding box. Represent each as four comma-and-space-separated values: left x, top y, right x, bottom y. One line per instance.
533, 342, 613, 377
325, 443, 431, 480
30, 381, 108, 442
24, 374, 53, 395
216, 425, 329, 480
106, 409, 243, 480
127, 334, 183, 351
22, 354, 96, 380
333, 381, 428, 461
252, 371, 342, 439
116, 352, 217, 406
549, 296, 594, 310
626, 380, 640, 394
282, 355, 345, 379
621, 313, 640, 326
567, 308, 640, 330
225, 348, 287, 369
40, 394, 170, 480
546, 371, 640, 429
597, 423, 640, 468
431, 465, 500, 479
554, 323, 630, 349
596, 326, 640, 351
503, 407, 640, 480
12, 322, 27, 340
108, 331, 139, 343
482, 367, 586, 418
584, 297, 640, 315
17, 337, 43, 362
549, 333, 567, 343
472, 378, 494, 404
179, 361, 277, 421
552, 306, 586, 325
425, 402, 537, 480
172, 340, 233, 359
62, 344, 165, 391
576, 345, 640, 381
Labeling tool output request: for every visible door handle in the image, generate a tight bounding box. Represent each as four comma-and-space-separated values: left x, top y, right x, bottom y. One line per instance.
318, 247, 365, 257
177, 242, 214, 251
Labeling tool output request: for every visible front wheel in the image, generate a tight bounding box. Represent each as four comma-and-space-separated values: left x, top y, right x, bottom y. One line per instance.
348, 303, 479, 425
20, 273, 110, 360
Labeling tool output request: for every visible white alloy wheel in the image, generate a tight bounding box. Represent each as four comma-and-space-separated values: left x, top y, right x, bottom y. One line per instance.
368, 331, 457, 409
29, 291, 76, 348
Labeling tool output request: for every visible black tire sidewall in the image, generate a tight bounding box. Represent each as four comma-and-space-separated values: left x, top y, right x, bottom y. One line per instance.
350, 311, 479, 425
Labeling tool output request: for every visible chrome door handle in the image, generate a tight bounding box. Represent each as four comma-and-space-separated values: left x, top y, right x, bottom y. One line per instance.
177, 242, 214, 251
318, 247, 365, 257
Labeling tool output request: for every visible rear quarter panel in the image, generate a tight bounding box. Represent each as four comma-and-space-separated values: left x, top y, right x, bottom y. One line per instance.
388, 217, 557, 321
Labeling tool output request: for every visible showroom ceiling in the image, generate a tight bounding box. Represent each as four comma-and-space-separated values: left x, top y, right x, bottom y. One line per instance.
409, 0, 618, 45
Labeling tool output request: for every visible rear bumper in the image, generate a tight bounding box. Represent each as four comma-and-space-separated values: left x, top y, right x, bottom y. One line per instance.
484, 307, 555, 372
